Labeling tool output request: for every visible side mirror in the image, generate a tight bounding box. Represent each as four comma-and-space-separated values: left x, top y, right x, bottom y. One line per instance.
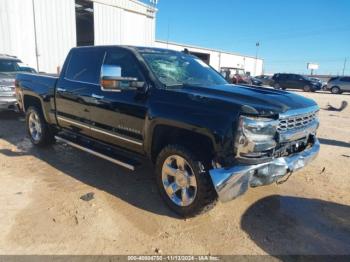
100, 65, 145, 92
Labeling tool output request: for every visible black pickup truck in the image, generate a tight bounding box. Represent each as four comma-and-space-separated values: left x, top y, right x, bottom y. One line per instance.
16, 46, 320, 217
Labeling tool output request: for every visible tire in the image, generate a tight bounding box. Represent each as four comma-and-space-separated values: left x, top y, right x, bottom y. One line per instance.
331, 86, 341, 94
155, 144, 217, 217
303, 85, 311, 92
273, 83, 281, 89
26, 106, 55, 147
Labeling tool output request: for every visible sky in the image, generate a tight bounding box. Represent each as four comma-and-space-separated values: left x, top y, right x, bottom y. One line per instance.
144, 0, 350, 75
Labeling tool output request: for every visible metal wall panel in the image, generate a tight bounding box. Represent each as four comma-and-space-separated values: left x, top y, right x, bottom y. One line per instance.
1, 0, 156, 73
0, 0, 37, 69
0, 0, 76, 73
94, 1, 156, 46
33, 0, 76, 73
94, 2, 123, 45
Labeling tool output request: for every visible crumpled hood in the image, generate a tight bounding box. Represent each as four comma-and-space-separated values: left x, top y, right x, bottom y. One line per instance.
177, 84, 318, 116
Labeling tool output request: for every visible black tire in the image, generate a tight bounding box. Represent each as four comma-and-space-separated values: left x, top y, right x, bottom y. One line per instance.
303, 85, 311, 92
155, 144, 217, 217
331, 86, 341, 94
273, 83, 281, 89
26, 106, 55, 147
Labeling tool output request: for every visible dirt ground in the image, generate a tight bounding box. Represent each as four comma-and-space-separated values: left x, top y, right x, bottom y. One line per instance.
0, 91, 349, 256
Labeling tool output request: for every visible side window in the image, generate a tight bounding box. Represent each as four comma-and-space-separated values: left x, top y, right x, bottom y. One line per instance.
65, 49, 105, 84
340, 77, 350, 82
103, 49, 144, 80
279, 74, 287, 80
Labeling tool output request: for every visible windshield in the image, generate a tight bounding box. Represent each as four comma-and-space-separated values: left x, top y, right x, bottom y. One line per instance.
140, 51, 228, 88
0, 60, 21, 72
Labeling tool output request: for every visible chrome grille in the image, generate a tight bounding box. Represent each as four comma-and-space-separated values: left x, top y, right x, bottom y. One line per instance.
278, 110, 318, 132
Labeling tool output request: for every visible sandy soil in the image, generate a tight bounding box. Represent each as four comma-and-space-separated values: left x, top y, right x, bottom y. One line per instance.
0, 91, 349, 255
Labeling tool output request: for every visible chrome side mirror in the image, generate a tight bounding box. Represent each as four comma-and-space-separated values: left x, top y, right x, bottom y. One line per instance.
100, 65, 141, 91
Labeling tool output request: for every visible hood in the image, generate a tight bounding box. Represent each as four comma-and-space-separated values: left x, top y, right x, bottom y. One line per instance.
176, 84, 317, 116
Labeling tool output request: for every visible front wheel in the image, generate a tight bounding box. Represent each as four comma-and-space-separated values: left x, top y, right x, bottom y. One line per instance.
303, 85, 311, 92
331, 86, 341, 94
155, 145, 217, 217
26, 106, 55, 147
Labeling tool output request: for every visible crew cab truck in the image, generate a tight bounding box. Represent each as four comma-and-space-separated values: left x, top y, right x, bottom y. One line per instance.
16, 46, 320, 217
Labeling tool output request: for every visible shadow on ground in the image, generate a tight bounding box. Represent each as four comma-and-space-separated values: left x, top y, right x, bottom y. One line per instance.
2, 108, 350, 257
0, 111, 178, 218
319, 138, 350, 148
241, 195, 350, 255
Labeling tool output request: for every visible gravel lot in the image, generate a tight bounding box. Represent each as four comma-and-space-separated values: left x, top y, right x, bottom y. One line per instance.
0, 91, 349, 255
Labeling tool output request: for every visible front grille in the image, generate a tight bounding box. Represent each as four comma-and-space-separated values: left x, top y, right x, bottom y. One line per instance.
278, 110, 318, 132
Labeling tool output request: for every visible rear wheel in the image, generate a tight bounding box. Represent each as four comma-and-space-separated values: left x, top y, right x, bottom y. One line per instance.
273, 83, 281, 89
155, 145, 217, 217
303, 85, 311, 92
26, 107, 55, 147
331, 86, 341, 94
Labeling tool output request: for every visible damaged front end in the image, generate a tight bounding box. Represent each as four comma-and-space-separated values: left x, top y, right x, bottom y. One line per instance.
209, 105, 320, 203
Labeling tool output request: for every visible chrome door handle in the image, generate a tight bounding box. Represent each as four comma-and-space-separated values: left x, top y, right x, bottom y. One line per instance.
92, 93, 104, 99
57, 88, 66, 92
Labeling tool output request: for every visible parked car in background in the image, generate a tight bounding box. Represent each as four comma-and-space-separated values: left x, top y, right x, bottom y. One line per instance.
220, 67, 251, 84
254, 75, 273, 86
16, 46, 320, 217
309, 77, 327, 90
0, 55, 36, 111
0, 54, 22, 111
18, 63, 37, 73
326, 76, 350, 94
250, 77, 263, 86
271, 73, 322, 92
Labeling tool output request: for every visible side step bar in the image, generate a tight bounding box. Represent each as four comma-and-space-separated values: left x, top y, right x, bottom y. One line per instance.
55, 136, 135, 171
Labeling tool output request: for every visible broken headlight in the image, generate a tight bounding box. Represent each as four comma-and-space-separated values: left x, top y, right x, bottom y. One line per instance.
235, 116, 279, 159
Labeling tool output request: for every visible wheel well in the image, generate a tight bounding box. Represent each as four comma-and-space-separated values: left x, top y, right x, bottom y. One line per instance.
151, 125, 214, 163
23, 95, 42, 112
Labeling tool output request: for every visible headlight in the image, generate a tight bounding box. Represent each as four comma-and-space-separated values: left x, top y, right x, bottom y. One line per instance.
0, 85, 14, 92
235, 116, 279, 159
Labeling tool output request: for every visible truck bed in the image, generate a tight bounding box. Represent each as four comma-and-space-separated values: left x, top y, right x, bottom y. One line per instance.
16, 73, 58, 97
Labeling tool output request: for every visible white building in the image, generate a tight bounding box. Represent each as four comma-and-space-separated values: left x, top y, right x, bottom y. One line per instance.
0, 0, 263, 76
0, 0, 156, 73
155, 40, 264, 76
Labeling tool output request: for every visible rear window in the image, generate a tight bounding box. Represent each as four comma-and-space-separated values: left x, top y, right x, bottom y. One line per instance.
65, 49, 105, 84
340, 77, 350, 82
278, 74, 288, 80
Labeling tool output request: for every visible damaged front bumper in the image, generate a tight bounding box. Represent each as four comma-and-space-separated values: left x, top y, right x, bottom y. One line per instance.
209, 138, 320, 202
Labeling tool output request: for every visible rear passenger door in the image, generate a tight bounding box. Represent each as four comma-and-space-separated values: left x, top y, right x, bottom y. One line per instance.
340, 77, 350, 91
88, 48, 148, 153
55, 48, 105, 136
286, 74, 300, 89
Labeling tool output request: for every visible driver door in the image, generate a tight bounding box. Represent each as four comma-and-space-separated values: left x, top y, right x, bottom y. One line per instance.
88, 48, 148, 153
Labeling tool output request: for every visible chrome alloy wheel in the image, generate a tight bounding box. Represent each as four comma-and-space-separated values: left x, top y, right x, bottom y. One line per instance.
161, 155, 197, 207
28, 111, 42, 142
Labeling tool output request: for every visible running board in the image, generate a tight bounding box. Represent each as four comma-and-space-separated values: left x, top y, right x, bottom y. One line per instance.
55, 136, 136, 171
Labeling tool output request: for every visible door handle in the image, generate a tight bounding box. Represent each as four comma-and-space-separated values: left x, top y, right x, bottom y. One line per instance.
56, 88, 66, 92
92, 94, 104, 99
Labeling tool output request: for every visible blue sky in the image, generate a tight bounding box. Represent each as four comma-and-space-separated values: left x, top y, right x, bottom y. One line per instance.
145, 0, 350, 75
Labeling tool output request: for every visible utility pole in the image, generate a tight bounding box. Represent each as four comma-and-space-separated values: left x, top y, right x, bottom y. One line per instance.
32, 0, 40, 72
254, 42, 260, 76
343, 57, 347, 76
